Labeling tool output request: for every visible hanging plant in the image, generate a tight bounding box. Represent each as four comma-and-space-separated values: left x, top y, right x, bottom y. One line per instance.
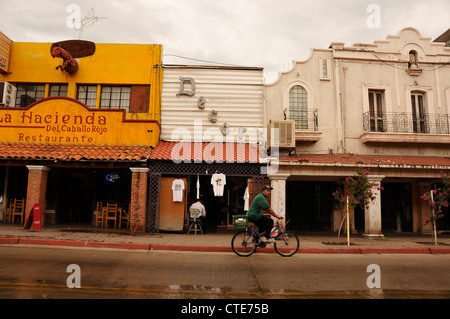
421, 171, 450, 245
333, 168, 383, 245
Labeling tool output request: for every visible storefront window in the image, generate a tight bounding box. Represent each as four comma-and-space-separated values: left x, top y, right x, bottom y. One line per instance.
15, 83, 45, 107
76, 85, 97, 108
100, 86, 131, 112
49, 84, 68, 97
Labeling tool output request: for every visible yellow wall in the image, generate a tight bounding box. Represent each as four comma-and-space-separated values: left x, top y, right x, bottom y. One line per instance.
0, 97, 160, 147
1, 41, 162, 122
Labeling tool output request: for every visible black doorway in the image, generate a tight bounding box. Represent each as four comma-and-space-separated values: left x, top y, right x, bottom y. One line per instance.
47, 168, 131, 224
286, 181, 333, 231
381, 183, 412, 232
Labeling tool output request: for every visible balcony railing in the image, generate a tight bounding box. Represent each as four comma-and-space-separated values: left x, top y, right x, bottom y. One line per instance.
291, 109, 319, 132
292, 109, 321, 142
362, 112, 450, 135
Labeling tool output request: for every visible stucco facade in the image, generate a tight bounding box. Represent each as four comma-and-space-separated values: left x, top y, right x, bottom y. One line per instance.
147, 65, 266, 233
0, 36, 163, 232
265, 28, 450, 235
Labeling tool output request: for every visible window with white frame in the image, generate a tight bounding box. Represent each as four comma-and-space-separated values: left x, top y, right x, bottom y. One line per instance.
411, 91, 427, 133
368, 90, 385, 132
49, 84, 68, 97
319, 58, 331, 80
77, 85, 97, 108
100, 86, 131, 112
289, 85, 308, 129
15, 83, 45, 107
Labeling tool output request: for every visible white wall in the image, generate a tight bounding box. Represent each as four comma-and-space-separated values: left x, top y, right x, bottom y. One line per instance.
160, 66, 264, 144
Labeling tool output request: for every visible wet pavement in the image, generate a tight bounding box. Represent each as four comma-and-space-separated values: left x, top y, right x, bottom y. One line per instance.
1, 223, 450, 254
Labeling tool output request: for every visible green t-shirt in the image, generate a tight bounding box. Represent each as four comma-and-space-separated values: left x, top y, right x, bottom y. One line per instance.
247, 193, 270, 222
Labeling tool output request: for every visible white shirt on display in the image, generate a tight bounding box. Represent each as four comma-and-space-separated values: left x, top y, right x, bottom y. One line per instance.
211, 173, 226, 197
172, 179, 185, 202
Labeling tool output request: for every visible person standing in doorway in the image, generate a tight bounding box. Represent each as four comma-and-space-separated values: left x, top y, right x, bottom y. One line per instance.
247, 185, 283, 243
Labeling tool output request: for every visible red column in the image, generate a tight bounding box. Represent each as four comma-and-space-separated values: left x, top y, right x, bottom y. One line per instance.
130, 167, 149, 233
25, 165, 50, 227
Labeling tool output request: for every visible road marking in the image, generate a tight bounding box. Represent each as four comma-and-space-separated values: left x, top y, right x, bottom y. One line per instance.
1, 282, 450, 298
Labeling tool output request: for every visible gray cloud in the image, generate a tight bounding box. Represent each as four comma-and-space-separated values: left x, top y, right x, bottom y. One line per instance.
1, 0, 449, 83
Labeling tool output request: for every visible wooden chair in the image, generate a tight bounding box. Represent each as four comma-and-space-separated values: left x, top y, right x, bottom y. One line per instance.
119, 204, 130, 229
104, 203, 118, 228
3, 198, 13, 223
12, 199, 25, 224
95, 202, 105, 227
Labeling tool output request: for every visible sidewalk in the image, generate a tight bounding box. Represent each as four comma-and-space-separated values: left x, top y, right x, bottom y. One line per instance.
1, 223, 450, 254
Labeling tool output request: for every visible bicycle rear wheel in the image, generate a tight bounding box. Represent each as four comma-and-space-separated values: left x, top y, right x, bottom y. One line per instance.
274, 231, 299, 257
231, 230, 257, 257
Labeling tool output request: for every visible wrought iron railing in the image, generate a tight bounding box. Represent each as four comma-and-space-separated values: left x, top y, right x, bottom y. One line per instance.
290, 108, 319, 131
362, 112, 450, 134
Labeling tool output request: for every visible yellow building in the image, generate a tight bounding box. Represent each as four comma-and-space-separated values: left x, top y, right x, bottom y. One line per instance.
0, 32, 162, 232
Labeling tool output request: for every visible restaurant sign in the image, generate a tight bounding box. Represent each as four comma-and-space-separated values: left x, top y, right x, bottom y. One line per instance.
0, 97, 159, 146
0, 32, 12, 74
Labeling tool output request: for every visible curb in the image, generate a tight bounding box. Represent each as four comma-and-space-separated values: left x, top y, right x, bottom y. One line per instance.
429, 247, 450, 254
0, 238, 19, 245
1, 237, 450, 254
301, 248, 360, 254
0, 238, 151, 250
150, 244, 232, 253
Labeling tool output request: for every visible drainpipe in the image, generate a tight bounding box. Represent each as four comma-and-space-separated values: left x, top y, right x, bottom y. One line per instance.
333, 52, 346, 154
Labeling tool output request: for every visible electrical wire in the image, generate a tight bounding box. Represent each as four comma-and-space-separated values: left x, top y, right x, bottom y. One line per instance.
163, 54, 245, 67
359, 47, 450, 71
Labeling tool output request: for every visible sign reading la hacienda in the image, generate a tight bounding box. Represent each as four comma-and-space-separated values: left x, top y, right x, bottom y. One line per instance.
2, 110, 107, 143
0, 97, 159, 147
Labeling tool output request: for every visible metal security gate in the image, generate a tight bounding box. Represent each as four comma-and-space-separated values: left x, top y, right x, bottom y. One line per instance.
146, 161, 264, 233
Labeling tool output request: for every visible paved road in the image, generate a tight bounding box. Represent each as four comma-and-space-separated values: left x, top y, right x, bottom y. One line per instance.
1, 246, 450, 300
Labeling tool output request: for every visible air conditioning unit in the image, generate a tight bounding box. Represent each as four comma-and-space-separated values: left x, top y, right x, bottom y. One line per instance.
0, 82, 17, 107
267, 120, 295, 149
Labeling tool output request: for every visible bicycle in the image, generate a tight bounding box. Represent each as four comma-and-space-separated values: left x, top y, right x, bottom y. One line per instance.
231, 217, 299, 257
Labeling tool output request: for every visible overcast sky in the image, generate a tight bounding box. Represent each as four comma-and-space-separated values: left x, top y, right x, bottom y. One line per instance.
1, 0, 449, 83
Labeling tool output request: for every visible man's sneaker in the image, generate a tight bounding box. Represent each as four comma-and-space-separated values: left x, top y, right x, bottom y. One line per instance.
261, 237, 275, 244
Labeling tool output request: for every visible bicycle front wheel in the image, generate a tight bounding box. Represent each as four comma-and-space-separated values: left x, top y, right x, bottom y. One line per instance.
274, 231, 299, 257
231, 230, 257, 257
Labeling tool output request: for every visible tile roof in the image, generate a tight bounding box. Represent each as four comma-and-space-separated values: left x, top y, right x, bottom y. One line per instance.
150, 141, 259, 163
0, 143, 153, 162
279, 154, 450, 168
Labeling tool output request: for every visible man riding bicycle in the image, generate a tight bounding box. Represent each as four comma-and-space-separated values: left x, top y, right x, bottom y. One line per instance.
247, 185, 283, 243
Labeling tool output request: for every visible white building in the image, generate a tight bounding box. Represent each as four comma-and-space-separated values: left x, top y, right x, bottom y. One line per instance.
160, 65, 264, 144
148, 65, 266, 233
264, 28, 450, 236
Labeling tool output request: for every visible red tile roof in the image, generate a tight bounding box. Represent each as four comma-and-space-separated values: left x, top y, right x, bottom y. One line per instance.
280, 154, 450, 168
0, 143, 152, 162
150, 141, 259, 163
